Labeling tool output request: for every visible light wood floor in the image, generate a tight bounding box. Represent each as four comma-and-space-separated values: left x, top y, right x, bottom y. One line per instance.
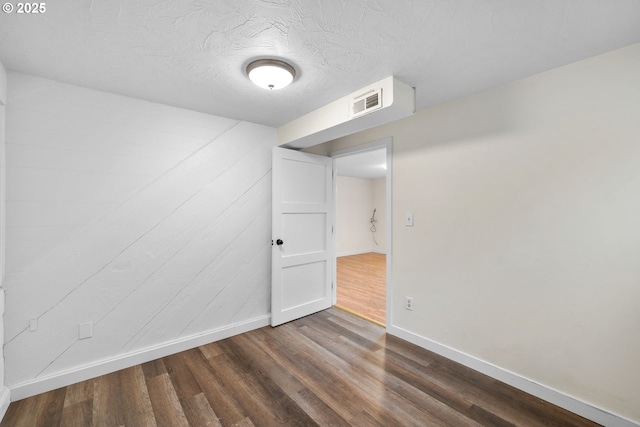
1, 307, 600, 427
336, 252, 386, 325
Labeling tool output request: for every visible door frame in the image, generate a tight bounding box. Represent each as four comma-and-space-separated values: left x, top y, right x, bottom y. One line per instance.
329, 137, 393, 328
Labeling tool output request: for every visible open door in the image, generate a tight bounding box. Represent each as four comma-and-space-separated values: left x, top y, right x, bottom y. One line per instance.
271, 147, 333, 326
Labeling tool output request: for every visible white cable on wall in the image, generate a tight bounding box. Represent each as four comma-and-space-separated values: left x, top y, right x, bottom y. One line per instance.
370, 208, 378, 246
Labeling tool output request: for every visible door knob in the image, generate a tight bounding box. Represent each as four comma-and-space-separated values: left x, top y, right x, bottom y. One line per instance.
276, 239, 284, 246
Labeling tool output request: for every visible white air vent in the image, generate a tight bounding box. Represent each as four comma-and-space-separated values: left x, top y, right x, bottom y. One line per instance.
351, 88, 382, 118
278, 76, 415, 148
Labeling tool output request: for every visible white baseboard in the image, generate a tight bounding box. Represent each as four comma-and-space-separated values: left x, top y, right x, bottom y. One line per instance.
387, 325, 639, 427
0, 387, 10, 421
10, 315, 271, 401
337, 249, 386, 257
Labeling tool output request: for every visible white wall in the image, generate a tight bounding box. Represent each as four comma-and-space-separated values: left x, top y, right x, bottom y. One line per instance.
336, 176, 386, 256
4, 73, 276, 397
309, 42, 640, 425
336, 176, 373, 256
0, 59, 10, 419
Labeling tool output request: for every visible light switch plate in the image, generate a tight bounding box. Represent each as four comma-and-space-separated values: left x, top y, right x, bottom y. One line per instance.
405, 211, 414, 226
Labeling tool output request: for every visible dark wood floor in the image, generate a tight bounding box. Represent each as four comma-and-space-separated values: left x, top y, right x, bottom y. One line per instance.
1, 307, 600, 427
336, 252, 386, 325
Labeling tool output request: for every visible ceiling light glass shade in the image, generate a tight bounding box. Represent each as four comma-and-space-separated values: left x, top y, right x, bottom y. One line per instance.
247, 59, 296, 90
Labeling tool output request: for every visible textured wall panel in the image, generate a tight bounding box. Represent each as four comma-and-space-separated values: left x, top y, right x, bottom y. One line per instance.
4, 73, 276, 387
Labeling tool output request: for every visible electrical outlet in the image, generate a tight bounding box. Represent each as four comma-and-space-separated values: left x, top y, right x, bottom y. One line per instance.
405, 296, 414, 310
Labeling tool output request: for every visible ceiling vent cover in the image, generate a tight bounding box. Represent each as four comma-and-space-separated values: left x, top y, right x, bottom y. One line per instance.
351, 88, 382, 118
278, 76, 414, 148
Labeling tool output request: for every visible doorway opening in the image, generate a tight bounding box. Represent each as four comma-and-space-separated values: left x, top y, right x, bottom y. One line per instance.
336, 252, 386, 325
332, 140, 391, 327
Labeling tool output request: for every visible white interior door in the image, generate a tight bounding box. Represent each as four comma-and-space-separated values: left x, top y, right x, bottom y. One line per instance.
271, 147, 333, 326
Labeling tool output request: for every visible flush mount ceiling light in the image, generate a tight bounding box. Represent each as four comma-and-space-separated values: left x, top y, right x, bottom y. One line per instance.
246, 59, 296, 90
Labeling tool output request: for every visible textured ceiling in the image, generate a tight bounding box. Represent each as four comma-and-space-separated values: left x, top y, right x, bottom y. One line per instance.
1, 1, 640, 127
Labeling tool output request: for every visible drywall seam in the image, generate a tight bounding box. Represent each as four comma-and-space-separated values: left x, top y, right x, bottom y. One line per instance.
387, 325, 639, 427
9, 314, 271, 401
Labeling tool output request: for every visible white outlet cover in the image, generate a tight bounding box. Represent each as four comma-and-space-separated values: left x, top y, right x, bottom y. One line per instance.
405, 296, 414, 310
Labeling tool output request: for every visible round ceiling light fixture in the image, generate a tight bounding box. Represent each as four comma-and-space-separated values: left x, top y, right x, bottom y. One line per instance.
246, 59, 296, 90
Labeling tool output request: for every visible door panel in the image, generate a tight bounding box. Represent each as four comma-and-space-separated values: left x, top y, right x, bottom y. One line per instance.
272, 147, 333, 326
282, 160, 328, 203
282, 213, 326, 256
281, 261, 327, 308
